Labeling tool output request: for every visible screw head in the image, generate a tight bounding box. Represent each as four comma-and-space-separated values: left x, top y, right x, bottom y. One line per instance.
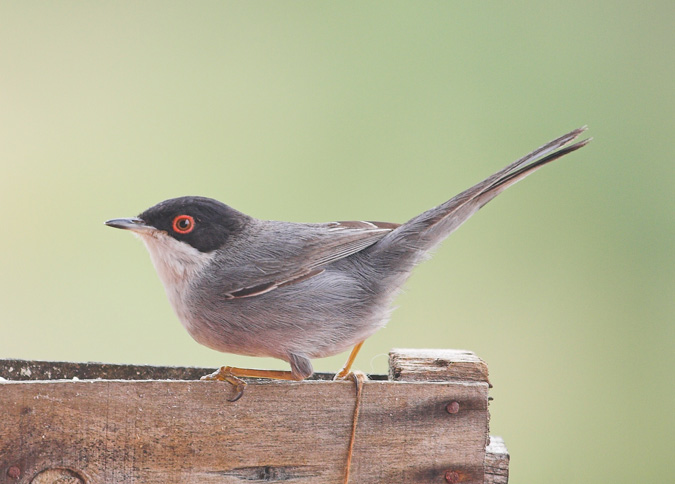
7, 466, 21, 479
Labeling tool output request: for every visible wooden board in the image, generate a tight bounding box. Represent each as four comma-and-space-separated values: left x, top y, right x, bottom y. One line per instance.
389, 348, 490, 384
485, 437, 510, 484
0, 350, 503, 484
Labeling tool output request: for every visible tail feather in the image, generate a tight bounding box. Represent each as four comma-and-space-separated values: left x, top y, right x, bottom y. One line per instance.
377, 127, 591, 260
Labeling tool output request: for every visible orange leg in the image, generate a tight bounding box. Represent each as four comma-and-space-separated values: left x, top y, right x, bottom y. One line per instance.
334, 340, 365, 380
201, 366, 299, 402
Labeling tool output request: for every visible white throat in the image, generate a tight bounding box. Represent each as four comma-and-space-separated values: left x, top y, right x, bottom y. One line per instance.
136, 231, 215, 326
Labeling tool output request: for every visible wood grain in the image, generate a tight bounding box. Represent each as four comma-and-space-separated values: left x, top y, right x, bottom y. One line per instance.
389, 348, 490, 384
0, 358, 355, 382
485, 436, 510, 484
0, 378, 488, 483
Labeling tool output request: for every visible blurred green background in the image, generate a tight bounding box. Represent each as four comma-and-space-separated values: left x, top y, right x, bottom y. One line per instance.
1, 2, 672, 482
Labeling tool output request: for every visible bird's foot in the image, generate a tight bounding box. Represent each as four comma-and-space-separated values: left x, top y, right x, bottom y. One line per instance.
333, 369, 369, 384
201, 366, 247, 402
333, 341, 366, 381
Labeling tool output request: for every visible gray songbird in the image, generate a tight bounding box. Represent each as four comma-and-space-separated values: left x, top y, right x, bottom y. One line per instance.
106, 128, 590, 399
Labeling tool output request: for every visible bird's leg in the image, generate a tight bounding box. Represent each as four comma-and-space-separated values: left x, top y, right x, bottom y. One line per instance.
201, 366, 299, 402
334, 341, 365, 380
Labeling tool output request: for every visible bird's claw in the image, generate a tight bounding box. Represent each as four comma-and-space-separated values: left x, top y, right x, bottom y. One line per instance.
201, 366, 247, 402
333, 369, 369, 386
333, 367, 352, 381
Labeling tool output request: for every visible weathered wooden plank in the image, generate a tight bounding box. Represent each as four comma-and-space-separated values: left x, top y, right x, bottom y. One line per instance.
389, 348, 490, 384
484, 436, 509, 484
0, 358, 214, 381
0, 350, 489, 384
15, 443, 509, 484
0, 377, 489, 484
0, 359, 368, 382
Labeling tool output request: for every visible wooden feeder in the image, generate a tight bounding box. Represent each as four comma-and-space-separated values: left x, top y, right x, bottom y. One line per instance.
0, 349, 508, 483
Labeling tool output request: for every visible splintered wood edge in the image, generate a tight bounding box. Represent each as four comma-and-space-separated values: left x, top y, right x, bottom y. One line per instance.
389, 348, 490, 384
485, 436, 510, 484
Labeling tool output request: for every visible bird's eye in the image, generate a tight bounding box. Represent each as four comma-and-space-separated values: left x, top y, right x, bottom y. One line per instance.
172, 215, 195, 234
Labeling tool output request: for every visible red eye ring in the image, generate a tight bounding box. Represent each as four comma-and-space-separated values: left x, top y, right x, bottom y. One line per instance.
172, 215, 195, 234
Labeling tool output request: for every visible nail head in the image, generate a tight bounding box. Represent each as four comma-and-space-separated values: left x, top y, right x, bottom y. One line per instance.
446, 401, 460, 414
445, 470, 461, 483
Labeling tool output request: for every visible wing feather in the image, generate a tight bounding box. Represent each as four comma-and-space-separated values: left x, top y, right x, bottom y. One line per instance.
218, 220, 398, 299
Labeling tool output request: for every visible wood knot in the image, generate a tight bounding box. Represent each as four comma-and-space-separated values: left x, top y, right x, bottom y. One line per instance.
31, 468, 85, 484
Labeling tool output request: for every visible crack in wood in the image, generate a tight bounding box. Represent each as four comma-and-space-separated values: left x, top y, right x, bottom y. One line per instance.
214, 465, 321, 481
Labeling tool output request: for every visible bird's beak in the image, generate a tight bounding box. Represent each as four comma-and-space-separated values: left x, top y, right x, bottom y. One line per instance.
104, 217, 155, 233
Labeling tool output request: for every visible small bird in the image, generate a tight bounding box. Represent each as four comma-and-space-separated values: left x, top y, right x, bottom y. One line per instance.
106, 128, 589, 398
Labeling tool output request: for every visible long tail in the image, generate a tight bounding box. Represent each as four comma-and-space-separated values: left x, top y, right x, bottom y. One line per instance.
375, 127, 591, 264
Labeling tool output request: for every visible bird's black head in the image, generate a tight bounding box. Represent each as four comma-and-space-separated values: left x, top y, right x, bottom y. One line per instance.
133, 196, 251, 253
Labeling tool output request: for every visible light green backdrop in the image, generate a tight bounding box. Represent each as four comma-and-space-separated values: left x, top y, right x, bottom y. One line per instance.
1, 2, 672, 482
